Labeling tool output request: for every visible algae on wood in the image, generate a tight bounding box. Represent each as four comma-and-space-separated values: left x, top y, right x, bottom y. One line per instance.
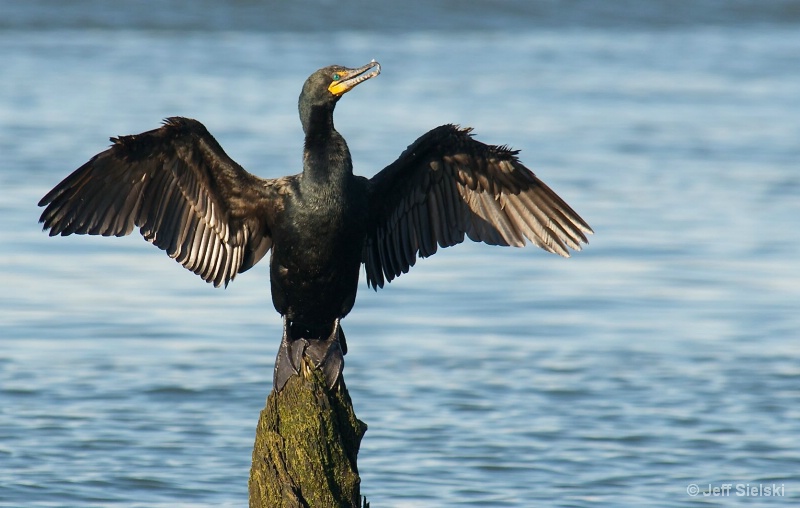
249, 360, 368, 508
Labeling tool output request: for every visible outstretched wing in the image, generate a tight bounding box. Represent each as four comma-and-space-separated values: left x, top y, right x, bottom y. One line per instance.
39, 117, 279, 287
364, 124, 593, 289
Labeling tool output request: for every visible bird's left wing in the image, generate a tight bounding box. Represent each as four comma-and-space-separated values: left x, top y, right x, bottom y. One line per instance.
364, 124, 593, 289
39, 117, 280, 287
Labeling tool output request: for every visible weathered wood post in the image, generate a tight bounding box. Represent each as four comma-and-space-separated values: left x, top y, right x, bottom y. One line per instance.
249, 359, 368, 507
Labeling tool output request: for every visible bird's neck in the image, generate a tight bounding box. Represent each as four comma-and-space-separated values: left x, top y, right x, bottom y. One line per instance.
301, 105, 352, 185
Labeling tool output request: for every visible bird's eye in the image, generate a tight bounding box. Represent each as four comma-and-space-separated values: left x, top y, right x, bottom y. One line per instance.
333, 73, 341, 81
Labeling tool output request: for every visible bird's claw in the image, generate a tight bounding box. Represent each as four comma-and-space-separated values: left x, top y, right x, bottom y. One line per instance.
272, 319, 344, 392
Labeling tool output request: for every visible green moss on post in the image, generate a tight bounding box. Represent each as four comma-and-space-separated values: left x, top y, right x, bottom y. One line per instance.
249, 360, 368, 508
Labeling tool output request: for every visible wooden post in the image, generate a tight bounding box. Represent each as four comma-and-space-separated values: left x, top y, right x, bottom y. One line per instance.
249, 360, 368, 508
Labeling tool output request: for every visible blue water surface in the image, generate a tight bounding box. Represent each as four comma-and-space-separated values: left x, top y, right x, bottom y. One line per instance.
1, 2, 799, 507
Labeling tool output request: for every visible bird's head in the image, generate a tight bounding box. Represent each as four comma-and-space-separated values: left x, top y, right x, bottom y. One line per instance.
301, 61, 380, 105
299, 60, 381, 134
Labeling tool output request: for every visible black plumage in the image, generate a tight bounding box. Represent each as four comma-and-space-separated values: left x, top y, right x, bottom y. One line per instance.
38, 61, 592, 390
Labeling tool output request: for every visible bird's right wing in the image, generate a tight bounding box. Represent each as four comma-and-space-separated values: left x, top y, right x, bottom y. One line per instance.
39, 117, 282, 287
364, 124, 593, 289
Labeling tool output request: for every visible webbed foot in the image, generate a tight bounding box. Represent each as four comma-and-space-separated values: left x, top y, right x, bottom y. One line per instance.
273, 317, 307, 392
272, 318, 345, 392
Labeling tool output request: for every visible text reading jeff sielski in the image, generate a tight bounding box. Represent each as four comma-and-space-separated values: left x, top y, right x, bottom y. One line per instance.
686, 483, 785, 497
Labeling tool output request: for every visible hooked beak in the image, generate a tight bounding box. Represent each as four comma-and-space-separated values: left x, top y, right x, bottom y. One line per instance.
328, 60, 381, 96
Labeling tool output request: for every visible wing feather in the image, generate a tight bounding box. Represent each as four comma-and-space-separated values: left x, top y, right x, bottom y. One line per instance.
38, 117, 278, 287
365, 124, 593, 289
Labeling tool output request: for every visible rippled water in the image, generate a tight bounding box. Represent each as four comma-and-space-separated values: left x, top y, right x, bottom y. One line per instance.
2, 2, 800, 507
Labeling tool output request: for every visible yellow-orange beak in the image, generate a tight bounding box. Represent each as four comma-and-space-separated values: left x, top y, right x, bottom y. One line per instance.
328, 60, 381, 96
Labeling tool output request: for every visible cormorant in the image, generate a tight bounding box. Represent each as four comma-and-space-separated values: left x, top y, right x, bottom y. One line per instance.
38, 61, 593, 391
